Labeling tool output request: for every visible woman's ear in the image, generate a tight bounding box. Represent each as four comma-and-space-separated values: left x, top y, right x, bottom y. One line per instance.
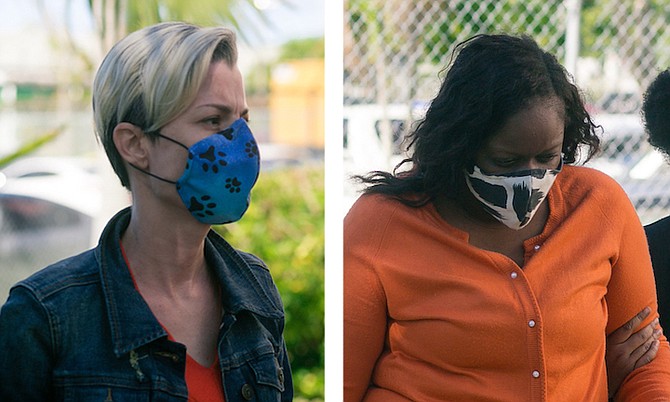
113, 122, 149, 168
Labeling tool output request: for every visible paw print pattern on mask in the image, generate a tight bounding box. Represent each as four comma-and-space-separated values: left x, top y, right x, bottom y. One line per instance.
220, 127, 234, 140
174, 118, 258, 224
245, 140, 259, 158
225, 177, 242, 193
191, 145, 228, 174
187, 195, 217, 218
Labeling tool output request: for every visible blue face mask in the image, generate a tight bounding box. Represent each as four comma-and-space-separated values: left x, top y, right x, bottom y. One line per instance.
130, 118, 260, 224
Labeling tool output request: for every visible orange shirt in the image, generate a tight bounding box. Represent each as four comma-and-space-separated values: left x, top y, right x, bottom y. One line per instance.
344, 165, 670, 401
181, 338, 225, 402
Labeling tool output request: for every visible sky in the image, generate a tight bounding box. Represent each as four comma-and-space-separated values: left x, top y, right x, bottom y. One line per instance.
247, 0, 325, 43
0, 0, 324, 44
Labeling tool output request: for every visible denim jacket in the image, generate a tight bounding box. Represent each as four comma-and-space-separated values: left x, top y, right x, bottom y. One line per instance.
0, 207, 293, 401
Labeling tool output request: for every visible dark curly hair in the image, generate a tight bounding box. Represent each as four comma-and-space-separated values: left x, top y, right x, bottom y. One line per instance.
358, 34, 601, 206
643, 69, 670, 158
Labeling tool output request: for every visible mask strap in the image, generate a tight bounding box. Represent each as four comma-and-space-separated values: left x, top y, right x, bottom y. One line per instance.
155, 132, 189, 151
125, 131, 188, 184
128, 162, 177, 185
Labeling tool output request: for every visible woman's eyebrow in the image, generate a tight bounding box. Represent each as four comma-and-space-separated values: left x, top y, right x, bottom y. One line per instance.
195, 103, 234, 113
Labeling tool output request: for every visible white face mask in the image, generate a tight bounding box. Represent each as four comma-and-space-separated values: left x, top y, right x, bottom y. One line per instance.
464, 160, 562, 230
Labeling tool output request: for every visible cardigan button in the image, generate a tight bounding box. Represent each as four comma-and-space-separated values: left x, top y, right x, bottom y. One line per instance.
532, 370, 540, 378
528, 320, 536, 328
241, 383, 254, 400
510, 272, 518, 279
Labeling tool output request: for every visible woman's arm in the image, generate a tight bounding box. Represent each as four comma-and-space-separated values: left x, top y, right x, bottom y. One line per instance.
343, 256, 387, 402
605, 192, 670, 401
607, 306, 662, 398
343, 198, 391, 402
279, 338, 294, 402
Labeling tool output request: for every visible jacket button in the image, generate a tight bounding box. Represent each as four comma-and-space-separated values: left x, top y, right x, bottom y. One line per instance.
241, 383, 254, 400
278, 368, 284, 385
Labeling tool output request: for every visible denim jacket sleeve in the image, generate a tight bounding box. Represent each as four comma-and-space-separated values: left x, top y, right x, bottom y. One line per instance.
0, 286, 55, 401
280, 338, 293, 402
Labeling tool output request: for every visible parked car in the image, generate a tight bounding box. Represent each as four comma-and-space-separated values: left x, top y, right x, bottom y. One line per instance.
589, 92, 642, 115
343, 102, 428, 204
587, 113, 670, 224
343, 103, 418, 211
0, 156, 103, 301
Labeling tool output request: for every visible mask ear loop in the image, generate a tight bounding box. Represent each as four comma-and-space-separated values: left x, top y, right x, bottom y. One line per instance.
154, 132, 190, 151
127, 131, 190, 185
128, 162, 178, 184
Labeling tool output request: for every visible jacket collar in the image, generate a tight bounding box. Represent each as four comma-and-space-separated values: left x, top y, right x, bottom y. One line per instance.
95, 207, 283, 357
204, 231, 285, 319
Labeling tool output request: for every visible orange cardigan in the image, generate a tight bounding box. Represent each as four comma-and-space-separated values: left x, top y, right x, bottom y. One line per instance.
344, 165, 670, 402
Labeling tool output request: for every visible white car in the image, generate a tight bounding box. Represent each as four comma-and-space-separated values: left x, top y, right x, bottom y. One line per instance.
343, 102, 427, 211
0, 156, 104, 300
586, 113, 670, 224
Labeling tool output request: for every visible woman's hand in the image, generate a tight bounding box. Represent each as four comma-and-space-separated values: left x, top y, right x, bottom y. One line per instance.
606, 306, 663, 398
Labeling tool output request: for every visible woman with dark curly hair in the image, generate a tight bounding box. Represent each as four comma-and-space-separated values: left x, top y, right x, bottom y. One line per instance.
344, 34, 670, 401
642, 69, 670, 335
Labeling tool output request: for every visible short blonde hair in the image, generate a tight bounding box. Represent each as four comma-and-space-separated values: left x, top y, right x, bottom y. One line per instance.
93, 22, 238, 188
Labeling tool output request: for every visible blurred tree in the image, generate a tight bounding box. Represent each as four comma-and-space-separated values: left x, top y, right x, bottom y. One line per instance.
345, 0, 564, 103
581, 0, 668, 89
279, 37, 325, 60
36, 0, 292, 72
0, 127, 64, 169
345, 0, 670, 103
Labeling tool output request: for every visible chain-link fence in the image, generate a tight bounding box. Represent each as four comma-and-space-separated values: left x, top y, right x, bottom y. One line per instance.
343, 0, 670, 224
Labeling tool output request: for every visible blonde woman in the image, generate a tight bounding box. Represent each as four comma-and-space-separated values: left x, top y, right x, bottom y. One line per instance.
0, 22, 292, 401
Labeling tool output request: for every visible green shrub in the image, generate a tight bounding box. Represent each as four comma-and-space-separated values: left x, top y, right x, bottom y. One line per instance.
215, 165, 324, 401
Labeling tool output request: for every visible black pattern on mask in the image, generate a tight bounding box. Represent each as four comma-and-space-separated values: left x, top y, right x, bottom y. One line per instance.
245, 140, 259, 158
219, 127, 234, 140
470, 177, 507, 208
512, 183, 544, 222
188, 195, 217, 218
225, 177, 242, 193
197, 146, 228, 173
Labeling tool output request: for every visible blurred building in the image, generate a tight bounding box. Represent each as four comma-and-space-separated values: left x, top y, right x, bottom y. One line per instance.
269, 58, 324, 149
0, 27, 96, 109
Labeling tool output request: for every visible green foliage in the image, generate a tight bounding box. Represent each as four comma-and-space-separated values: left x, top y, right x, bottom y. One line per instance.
214, 166, 324, 401
419, 1, 564, 65
244, 63, 273, 96
64, 0, 295, 50
0, 126, 64, 169
122, 0, 271, 42
279, 37, 325, 60
579, 0, 669, 81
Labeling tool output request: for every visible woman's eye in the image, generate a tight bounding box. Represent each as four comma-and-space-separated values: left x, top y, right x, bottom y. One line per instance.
537, 154, 558, 163
204, 117, 221, 128
494, 159, 516, 167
